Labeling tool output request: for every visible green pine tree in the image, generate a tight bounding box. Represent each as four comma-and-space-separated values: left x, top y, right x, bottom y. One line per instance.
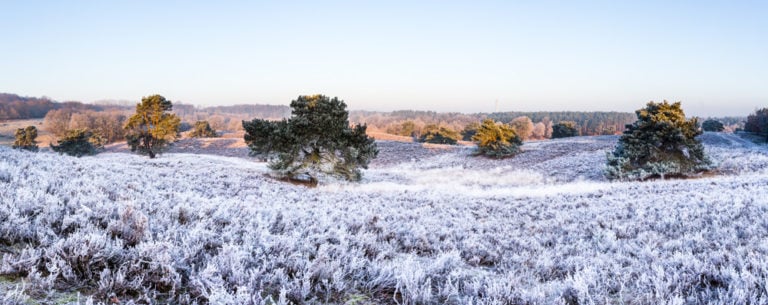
243, 94, 378, 183
606, 101, 713, 180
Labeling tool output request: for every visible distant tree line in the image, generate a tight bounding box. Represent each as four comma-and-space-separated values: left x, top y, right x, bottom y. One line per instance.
173, 103, 291, 132
486, 111, 634, 136
0, 93, 121, 120
351, 110, 636, 139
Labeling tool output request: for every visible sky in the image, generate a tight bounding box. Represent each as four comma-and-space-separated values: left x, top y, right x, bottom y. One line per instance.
0, 1, 766, 116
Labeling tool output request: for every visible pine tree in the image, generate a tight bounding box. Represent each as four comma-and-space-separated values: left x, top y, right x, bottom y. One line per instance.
472, 119, 522, 158
606, 101, 713, 180
189, 120, 218, 138
12, 126, 38, 152
51, 129, 102, 157
243, 95, 378, 183
124, 95, 181, 158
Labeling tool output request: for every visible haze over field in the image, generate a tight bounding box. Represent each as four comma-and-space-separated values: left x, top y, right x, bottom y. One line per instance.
1, 1, 766, 116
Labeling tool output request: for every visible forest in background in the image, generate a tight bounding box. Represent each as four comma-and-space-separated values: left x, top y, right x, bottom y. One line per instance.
0, 93, 749, 144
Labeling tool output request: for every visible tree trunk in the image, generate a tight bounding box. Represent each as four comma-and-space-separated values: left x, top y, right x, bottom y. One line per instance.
143, 135, 156, 158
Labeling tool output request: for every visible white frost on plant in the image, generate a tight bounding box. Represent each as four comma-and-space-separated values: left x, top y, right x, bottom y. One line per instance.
0, 133, 767, 304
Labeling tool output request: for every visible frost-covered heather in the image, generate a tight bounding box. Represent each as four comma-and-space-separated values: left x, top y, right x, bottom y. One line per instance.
2, 133, 768, 304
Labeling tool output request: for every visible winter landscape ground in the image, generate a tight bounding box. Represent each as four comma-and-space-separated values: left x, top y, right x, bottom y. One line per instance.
2, 133, 768, 304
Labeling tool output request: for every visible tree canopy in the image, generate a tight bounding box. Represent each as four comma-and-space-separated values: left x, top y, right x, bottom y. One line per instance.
243, 95, 378, 183
606, 101, 712, 180
124, 95, 181, 158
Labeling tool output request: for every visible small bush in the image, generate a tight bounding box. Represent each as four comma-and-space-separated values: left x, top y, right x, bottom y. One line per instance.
551, 121, 580, 138
12, 126, 38, 152
419, 124, 460, 144
606, 101, 713, 180
702, 119, 725, 132
472, 119, 522, 158
51, 129, 103, 157
189, 120, 218, 138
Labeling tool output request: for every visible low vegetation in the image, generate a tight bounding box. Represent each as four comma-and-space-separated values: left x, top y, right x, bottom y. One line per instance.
606, 101, 713, 180
1, 132, 767, 304
243, 95, 378, 183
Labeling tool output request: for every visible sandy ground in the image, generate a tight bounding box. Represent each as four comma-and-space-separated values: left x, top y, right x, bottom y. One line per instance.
0, 119, 55, 147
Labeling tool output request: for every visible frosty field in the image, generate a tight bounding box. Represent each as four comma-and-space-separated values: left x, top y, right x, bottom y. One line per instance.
2, 133, 768, 304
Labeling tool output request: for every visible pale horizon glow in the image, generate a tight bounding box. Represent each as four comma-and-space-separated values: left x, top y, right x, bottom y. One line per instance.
1, 1, 766, 117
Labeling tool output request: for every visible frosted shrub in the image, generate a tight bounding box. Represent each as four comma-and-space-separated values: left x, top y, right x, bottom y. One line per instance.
108, 205, 148, 246
1, 135, 768, 304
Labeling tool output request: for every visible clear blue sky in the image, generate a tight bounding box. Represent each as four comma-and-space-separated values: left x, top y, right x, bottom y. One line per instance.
1, 1, 766, 116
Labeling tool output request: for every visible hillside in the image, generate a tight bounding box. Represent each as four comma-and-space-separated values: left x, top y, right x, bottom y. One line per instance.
2, 133, 768, 304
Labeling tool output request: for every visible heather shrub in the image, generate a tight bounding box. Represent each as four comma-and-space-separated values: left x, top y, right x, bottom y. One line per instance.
606, 101, 713, 180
